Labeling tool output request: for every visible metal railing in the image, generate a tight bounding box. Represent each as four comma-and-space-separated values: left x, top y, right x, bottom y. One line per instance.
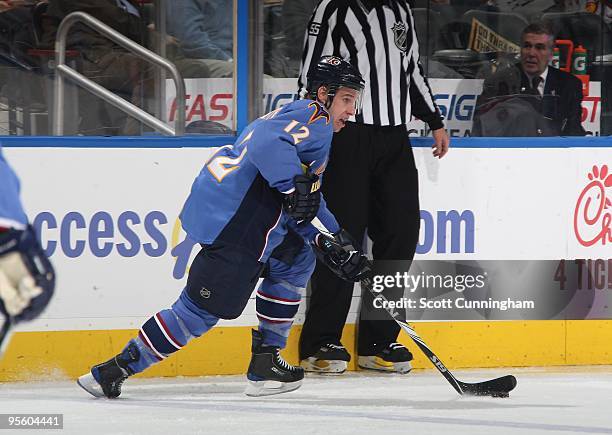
53, 11, 185, 136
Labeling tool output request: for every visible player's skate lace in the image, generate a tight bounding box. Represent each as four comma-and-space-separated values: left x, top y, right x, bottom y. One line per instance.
274, 349, 295, 371
112, 358, 129, 391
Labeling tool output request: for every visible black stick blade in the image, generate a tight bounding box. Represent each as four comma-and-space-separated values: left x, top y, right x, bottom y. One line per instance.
459, 375, 517, 397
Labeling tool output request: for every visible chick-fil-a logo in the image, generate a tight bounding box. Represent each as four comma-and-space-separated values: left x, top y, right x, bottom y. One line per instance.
574, 165, 612, 247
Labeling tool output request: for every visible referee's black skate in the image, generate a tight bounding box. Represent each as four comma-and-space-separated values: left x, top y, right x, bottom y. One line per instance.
245, 329, 304, 397
358, 342, 413, 374
77, 343, 139, 398
300, 343, 351, 374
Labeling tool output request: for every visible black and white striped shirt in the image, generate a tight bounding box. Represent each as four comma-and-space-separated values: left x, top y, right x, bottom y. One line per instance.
298, 0, 443, 129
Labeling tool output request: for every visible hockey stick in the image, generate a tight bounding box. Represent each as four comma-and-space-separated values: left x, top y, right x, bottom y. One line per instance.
360, 273, 517, 397
0, 314, 13, 358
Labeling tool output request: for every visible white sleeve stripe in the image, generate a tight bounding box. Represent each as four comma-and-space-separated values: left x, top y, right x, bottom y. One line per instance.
0, 218, 26, 230
258, 210, 283, 262
310, 217, 334, 237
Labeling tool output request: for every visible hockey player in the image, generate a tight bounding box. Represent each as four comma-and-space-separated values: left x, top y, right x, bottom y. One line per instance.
77, 56, 371, 398
0, 148, 55, 357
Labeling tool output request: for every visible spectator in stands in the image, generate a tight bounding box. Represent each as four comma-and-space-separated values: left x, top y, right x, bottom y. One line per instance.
0, 1, 50, 131
0, 0, 37, 12
281, 0, 316, 68
546, 0, 607, 16
604, 0, 612, 25
0, 1, 38, 60
472, 21, 586, 136
166, 0, 233, 78
261, 1, 292, 77
41, 0, 149, 135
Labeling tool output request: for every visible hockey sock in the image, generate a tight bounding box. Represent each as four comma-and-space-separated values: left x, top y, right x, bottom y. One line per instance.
124, 290, 219, 374
256, 278, 303, 348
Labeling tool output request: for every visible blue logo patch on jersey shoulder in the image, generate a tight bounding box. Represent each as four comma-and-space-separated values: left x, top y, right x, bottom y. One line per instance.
307, 101, 330, 125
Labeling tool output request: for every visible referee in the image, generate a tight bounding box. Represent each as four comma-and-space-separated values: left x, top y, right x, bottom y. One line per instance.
298, 0, 450, 374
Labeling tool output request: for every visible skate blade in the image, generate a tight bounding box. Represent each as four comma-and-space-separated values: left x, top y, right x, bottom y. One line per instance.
357, 356, 412, 374
300, 358, 347, 375
77, 372, 105, 398
244, 379, 302, 397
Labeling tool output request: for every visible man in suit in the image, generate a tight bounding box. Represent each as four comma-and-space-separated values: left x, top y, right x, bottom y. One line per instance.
473, 21, 586, 137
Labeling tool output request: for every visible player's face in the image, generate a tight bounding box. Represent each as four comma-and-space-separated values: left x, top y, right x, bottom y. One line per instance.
328, 87, 361, 132
521, 33, 553, 76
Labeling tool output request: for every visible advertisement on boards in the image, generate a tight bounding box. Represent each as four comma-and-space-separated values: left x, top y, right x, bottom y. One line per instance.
166, 78, 602, 136
3, 144, 609, 330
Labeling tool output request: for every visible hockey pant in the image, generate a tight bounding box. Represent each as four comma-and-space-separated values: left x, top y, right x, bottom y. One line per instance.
122, 237, 315, 375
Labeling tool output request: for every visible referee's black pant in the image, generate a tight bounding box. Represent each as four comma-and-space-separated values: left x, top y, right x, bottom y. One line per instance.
299, 122, 420, 359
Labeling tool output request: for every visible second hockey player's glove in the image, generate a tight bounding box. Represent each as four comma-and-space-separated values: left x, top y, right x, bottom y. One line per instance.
0, 226, 55, 323
283, 173, 321, 223
313, 229, 371, 282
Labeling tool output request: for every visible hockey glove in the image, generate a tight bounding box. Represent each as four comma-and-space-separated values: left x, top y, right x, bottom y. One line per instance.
283, 173, 321, 223
0, 226, 55, 323
313, 229, 371, 282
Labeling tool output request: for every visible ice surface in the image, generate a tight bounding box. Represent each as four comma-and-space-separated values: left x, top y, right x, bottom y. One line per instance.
2, 366, 612, 435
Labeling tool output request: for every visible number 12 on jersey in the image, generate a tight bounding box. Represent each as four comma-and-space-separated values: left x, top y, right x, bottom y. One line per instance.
206, 120, 309, 182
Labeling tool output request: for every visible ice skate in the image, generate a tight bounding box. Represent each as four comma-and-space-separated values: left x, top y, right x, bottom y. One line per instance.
245, 329, 304, 397
77, 343, 139, 398
358, 342, 413, 374
300, 343, 351, 374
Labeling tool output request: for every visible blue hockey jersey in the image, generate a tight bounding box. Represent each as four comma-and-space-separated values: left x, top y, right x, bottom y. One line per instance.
180, 99, 340, 261
0, 147, 27, 230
